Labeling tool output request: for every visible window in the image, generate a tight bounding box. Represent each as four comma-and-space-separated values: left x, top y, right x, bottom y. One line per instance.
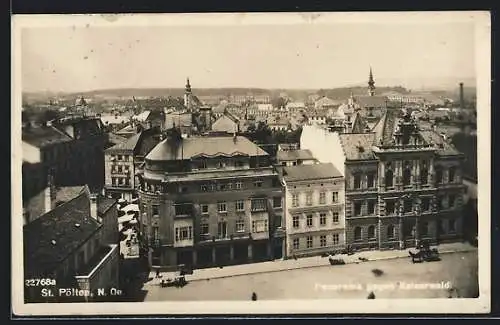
117, 155, 123, 161
200, 222, 209, 235
236, 219, 245, 232
387, 225, 395, 239
152, 204, 159, 216
332, 212, 339, 223
175, 226, 193, 241
449, 194, 456, 208
354, 174, 361, 189
435, 167, 443, 184
320, 213, 326, 226
449, 167, 456, 183
367, 173, 375, 188
385, 169, 394, 188
275, 215, 282, 228
306, 236, 313, 248
385, 200, 395, 214
421, 222, 429, 237
403, 161, 412, 186
201, 204, 209, 214
368, 225, 376, 239
235, 182, 243, 190
421, 198, 430, 212
438, 219, 445, 235
217, 221, 227, 238
251, 198, 266, 212
293, 238, 300, 249
217, 202, 227, 213
254, 181, 263, 188
273, 197, 282, 208
292, 215, 299, 228
448, 219, 456, 233
404, 199, 413, 213
236, 200, 245, 211
200, 184, 208, 192
367, 200, 376, 215
292, 194, 299, 207
320, 235, 327, 247
354, 202, 362, 216
440, 196, 448, 210
332, 233, 340, 245
332, 192, 338, 203
420, 161, 429, 185
319, 192, 326, 204
306, 214, 313, 227
306, 192, 313, 206
175, 203, 192, 216
252, 220, 268, 233
354, 227, 362, 241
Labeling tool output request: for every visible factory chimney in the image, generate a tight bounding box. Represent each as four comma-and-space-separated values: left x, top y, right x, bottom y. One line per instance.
459, 82, 465, 109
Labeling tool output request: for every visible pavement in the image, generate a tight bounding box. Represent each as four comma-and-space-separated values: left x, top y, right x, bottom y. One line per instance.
146, 241, 476, 286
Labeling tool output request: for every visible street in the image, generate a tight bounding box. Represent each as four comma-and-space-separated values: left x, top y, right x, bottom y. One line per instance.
143, 251, 478, 301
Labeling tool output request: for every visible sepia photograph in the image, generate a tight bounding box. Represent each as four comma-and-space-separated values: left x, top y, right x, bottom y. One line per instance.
11, 12, 490, 315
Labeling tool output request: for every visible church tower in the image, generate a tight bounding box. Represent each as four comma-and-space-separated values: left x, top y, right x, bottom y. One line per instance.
368, 67, 375, 96
184, 77, 192, 111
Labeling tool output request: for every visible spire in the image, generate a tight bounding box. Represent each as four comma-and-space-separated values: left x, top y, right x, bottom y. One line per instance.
368, 66, 375, 96
185, 77, 192, 93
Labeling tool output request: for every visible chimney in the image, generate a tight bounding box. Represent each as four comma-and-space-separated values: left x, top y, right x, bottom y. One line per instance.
459, 82, 465, 109
90, 193, 99, 221
44, 172, 56, 213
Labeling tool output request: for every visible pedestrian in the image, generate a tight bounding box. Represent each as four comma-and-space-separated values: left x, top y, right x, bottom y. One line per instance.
367, 291, 375, 299
251, 292, 257, 301
156, 269, 160, 279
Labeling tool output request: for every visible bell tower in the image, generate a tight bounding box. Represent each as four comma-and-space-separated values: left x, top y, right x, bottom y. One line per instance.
368, 67, 376, 97
184, 77, 192, 110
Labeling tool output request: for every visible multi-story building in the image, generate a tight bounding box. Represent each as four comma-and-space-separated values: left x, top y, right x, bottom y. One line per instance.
276, 149, 317, 167
301, 107, 466, 250
137, 133, 284, 269
22, 116, 108, 202
281, 163, 345, 258
104, 127, 161, 201
24, 186, 119, 303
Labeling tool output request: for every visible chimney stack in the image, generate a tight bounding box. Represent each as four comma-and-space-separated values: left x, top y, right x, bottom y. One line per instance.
44, 171, 56, 213
90, 193, 99, 222
459, 82, 465, 109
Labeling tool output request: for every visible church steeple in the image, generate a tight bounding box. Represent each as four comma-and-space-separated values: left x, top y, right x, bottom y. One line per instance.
184, 77, 192, 111
368, 67, 375, 96
185, 77, 192, 94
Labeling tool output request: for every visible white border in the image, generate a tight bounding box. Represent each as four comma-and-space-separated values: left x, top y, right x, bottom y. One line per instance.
11, 12, 491, 316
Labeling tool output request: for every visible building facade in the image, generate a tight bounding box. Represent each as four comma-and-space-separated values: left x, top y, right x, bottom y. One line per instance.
137, 133, 284, 270
282, 163, 345, 258
302, 108, 466, 250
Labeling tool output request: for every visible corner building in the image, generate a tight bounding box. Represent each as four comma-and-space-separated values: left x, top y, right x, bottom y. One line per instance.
302, 108, 466, 250
138, 133, 284, 269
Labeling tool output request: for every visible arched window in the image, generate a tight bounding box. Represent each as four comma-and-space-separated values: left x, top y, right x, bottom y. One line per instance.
387, 225, 395, 239
354, 227, 362, 241
368, 225, 376, 239
385, 168, 394, 188
403, 161, 412, 186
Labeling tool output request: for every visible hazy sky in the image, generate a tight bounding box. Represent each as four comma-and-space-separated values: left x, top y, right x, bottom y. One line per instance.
20, 19, 476, 92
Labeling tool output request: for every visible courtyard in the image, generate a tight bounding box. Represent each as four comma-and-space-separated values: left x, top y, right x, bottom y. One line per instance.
143, 250, 478, 301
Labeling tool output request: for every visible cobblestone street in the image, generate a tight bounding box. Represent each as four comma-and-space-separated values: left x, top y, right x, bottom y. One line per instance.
143, 250, 478, 301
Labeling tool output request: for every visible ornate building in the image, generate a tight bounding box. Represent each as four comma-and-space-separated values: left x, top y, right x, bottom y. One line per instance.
302, 107, 466, 250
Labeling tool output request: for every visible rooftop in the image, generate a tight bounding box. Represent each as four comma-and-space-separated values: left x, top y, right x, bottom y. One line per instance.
277, 149, 315, 162
24, 190, 102, 277
282, 163, 343, 182
146, 136, 269, 161
97, 197, 118, 216
338, 133, 376, 161
106, 132, 142, 153
22, 126, 72, 148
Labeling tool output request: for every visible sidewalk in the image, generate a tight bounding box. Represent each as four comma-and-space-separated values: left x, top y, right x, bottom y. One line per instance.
146, 242, 476, 286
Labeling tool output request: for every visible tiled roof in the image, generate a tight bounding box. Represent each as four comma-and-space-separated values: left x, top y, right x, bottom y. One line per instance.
371, 108, 399, 146
136, 130, 161, 157
282, 163, 343, 182
105, 132, 142, 153
146, 136, 269, 161
24, 191, 102, 277
338, 133, 376, 161
420, 130, 461, 156
23, 186, 87, 221
108, 133, 128, 145
351, 112, 369, 133
354, 95, 388, 108
97, 197, 117, 216
22, 126, 72, 148
277, 149, 315, 162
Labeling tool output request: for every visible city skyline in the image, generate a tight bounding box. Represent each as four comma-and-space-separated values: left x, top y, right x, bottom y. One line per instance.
19, 13, 477, 93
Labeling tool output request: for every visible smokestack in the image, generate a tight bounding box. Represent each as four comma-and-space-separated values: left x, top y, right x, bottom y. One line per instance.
459, 82, 465, 109
44, 171, 56, 213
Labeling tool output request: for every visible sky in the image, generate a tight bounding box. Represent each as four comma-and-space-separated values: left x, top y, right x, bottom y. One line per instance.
19, 16, 477, 93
